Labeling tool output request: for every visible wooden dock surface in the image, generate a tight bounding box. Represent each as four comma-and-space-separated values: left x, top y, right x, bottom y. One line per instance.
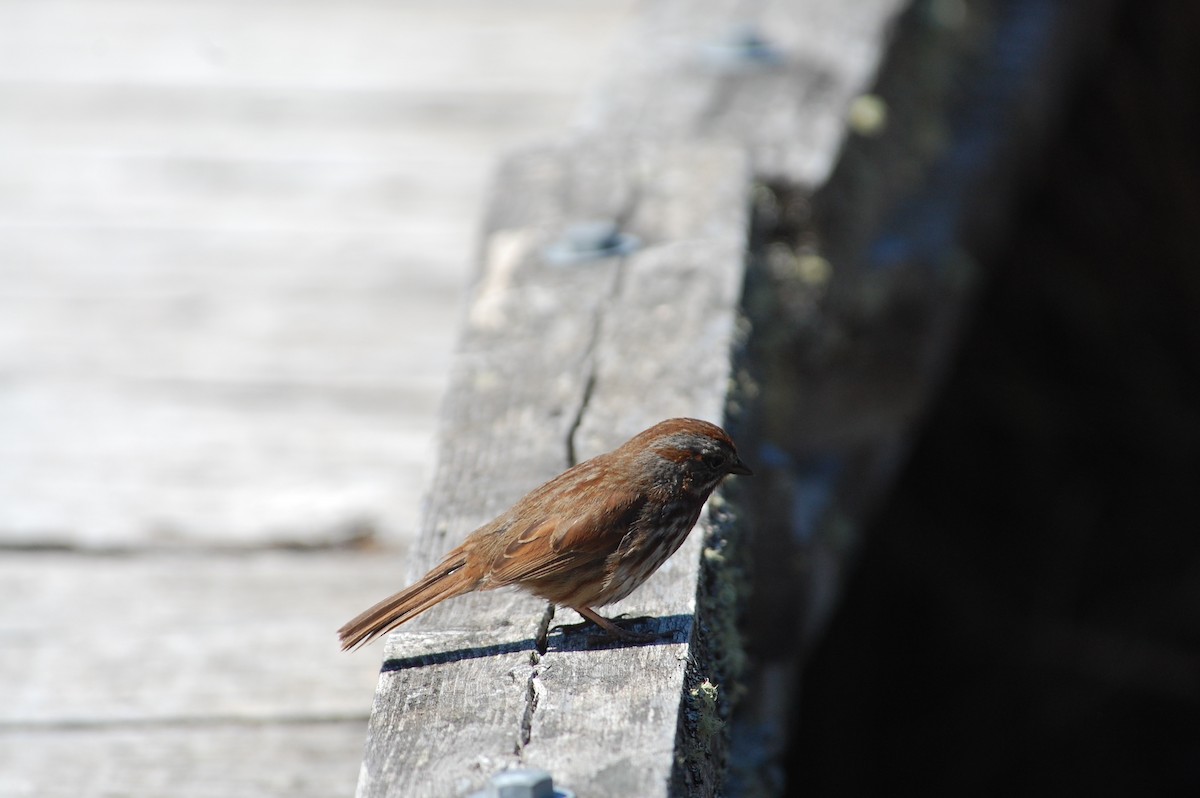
1, 0, 1109, 794
0, 2, 634, 795
356, 139, 753, 798
353, 0, 914, 795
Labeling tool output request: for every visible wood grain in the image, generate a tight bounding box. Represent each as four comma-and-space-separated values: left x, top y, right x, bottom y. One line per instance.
355, 141, 750, 798
0, 0, 634, 549
0, 722, 367, 798
355, 0, 921, 793
353, 1, 1119, 795
0, 552, 405, 725
577, 0, 909, 187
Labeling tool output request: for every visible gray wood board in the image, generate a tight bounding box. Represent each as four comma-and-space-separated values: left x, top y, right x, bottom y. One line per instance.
0, 0, 635, 549
356, 141, 750, 798
0, 722, 366, 798
0, 551, 406, 724
577, 0, 909, 187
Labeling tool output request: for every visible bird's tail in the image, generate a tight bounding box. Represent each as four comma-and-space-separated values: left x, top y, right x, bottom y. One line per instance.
338, 548, 478, 651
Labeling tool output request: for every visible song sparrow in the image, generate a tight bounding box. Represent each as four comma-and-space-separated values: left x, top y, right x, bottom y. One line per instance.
338, 417, 751, 650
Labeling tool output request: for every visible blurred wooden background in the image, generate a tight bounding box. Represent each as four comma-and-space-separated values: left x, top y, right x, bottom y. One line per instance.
0, 2, 633, 795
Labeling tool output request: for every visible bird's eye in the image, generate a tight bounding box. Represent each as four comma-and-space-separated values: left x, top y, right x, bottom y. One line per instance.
701, 453, 726, 470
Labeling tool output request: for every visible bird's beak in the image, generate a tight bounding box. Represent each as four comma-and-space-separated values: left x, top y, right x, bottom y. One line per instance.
729, 456, 753, 476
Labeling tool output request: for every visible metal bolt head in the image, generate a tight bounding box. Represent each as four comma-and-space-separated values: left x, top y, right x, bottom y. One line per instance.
491, 769, 553, 798
702, 23, 784, 71
543, 220, 639, 264
470, 768, 575, 798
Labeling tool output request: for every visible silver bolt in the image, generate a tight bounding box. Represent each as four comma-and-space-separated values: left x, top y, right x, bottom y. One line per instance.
469, 768, 575, 798
543, 220, 639, 264
702, 23, 785, 70
492, 769, 552, 798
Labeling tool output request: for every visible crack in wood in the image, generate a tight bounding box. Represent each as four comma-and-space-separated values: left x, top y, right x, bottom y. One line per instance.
530, 186, 643, 759
563, 209, 636, 470
515, 669, 542, 757
564, 371, 595, 469
515, 604, 556, 757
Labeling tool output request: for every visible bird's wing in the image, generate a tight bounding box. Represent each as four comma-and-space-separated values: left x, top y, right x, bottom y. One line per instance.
486, 489, 646, 585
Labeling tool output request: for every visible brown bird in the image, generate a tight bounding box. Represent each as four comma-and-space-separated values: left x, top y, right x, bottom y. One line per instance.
338, 417, 751, 650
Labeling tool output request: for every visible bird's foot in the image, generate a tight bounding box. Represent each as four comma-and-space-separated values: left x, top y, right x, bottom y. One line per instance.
560, 607, 669, 646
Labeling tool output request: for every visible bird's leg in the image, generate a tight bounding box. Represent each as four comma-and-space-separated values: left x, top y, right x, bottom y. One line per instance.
572, 606, 659, 643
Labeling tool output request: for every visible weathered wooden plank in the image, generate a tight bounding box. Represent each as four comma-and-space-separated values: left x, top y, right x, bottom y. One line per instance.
1, 3, 659, 797
355, 1, 911, 792
0, 1, 633, 94
357, 143, 640, 798
356, 141, 750, 798
0, 83, 573, 156
0, 0, 637, 548
0, 153, 485, 229
0, 722, 365, 798
518, 145, 750, 796
577, 0, 909, 186
0, 551, 403, 723
352, 1, 1121, 795
0, 550, 414, 794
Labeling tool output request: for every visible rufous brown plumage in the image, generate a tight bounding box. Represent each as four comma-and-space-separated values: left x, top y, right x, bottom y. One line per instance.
338, 417, 751, 650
